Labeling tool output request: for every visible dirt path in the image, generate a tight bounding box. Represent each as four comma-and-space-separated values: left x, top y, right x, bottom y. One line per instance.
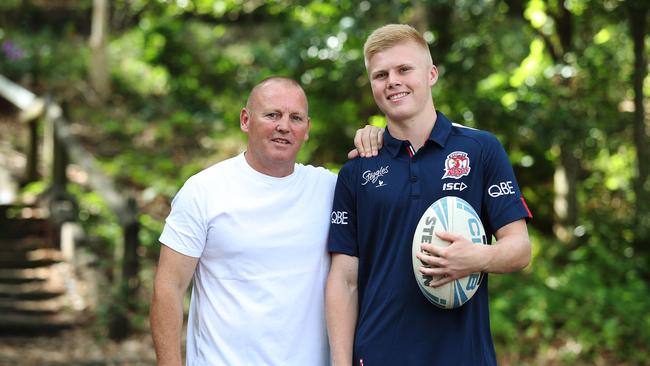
0, 328, 156, 366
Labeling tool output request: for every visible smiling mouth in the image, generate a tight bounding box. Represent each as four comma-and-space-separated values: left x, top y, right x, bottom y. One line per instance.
271, 138, 291, 145
387, 92, 409, 101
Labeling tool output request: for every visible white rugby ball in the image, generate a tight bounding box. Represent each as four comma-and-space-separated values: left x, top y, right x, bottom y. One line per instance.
411, 196, 488, 309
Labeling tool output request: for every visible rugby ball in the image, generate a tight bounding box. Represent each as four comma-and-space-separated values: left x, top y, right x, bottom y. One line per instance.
411, 196, 488, 309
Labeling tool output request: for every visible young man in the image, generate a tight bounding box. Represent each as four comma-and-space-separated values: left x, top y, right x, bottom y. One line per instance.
150, 77, 382, 365
326, 24, 533, 365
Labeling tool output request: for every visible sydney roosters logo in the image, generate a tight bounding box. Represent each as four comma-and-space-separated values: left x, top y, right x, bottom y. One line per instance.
442, 151, 471, 179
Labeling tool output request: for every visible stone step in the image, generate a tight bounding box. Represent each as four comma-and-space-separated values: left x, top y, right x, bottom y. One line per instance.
0, 248, 64, 269
0, 297, 68, 314
0, 203, 90, 335
0, 267, 50, 284
0, 311, 80, 334
0, 274, 66, 300
0, 234, 53, 250
0, 217, 56, 240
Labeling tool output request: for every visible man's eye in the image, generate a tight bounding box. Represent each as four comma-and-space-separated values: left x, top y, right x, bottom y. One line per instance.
291, 115, 304, 122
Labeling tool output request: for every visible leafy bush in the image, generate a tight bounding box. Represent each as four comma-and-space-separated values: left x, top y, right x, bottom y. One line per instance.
491, 228, 650, 365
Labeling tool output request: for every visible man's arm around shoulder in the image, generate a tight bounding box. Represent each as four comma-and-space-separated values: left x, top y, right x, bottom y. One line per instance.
326, 253, 359, 366
151, 245, 199, 366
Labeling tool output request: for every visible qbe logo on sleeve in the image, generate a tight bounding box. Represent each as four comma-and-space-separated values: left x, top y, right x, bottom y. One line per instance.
331, 211, 348, 225
488, 181, 515, 197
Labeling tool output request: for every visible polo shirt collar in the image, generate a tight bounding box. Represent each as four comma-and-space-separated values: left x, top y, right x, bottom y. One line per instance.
383, 111, 453, 158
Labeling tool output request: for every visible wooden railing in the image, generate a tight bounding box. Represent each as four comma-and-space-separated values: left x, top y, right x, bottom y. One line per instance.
0, 74, 139, 339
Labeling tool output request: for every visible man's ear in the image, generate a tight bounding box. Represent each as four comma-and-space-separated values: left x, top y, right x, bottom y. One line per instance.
429, 65, 439, 87
240, 108, 250, 133
304, 118, 311, 141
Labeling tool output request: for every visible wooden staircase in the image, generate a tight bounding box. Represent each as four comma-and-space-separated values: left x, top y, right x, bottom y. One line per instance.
0, 204, 86, 334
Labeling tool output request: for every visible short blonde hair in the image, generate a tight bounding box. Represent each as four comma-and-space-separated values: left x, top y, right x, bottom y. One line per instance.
363, 24, 432, 67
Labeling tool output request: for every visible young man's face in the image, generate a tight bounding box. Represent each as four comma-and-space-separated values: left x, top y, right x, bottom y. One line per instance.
240, 81, 310, 175
366, 41, 437, 124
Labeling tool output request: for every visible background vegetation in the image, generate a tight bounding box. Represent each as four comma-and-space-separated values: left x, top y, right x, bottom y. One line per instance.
1, 0, 648, 364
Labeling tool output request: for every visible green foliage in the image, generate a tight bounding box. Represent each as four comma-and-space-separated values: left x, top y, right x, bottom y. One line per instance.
1, 0, 649, 363
67, 184, 120, 251
0, 29, 88, 95
491, 228, 650, 365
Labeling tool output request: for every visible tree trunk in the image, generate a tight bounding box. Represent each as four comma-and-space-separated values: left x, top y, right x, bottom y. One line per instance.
553, 145, 578, 242
410, 1, 430, 33
89, 0, 110, 102
628, 4, 649, 246
552, 1, 579, 243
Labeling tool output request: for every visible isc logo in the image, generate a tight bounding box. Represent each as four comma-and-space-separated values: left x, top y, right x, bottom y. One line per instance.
331, 211, 348, 225
442, 182, 467, 191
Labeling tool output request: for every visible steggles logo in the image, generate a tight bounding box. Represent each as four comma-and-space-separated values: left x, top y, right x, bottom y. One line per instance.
362, 166, 389, 187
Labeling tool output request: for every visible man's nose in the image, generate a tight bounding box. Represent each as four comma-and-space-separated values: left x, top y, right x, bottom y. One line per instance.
276, 115, 290, 132
387, 72, 402, 88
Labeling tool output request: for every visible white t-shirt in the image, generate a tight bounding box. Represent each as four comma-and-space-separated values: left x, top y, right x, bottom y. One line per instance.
159, 153, 337, 366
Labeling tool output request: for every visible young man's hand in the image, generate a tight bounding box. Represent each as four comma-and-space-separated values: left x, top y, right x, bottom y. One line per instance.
348, 125, 385, 159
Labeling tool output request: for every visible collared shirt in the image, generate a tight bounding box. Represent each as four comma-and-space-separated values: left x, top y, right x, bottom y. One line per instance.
329, 111, 532, 365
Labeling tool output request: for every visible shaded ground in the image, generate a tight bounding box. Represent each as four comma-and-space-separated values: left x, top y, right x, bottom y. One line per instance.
0, 328, 156, 366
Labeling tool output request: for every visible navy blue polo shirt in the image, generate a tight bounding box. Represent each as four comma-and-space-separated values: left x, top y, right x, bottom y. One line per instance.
329, 111, 532, 365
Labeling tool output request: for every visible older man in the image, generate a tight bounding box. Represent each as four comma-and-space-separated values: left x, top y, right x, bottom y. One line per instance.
151, 76, 382, 365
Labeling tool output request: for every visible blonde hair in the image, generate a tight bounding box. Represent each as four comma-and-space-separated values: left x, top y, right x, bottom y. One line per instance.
363, 24, 432, 67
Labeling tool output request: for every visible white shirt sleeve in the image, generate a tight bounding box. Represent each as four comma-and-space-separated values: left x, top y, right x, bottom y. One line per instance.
159, 175, 207, 258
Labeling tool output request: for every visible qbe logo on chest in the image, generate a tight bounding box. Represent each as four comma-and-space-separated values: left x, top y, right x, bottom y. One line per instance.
442, 151, 471, 179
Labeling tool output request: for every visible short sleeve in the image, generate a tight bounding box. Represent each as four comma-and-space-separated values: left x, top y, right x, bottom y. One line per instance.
482, 134, 532, 232
328, 163, 358, 256
159, 176, 207, 258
